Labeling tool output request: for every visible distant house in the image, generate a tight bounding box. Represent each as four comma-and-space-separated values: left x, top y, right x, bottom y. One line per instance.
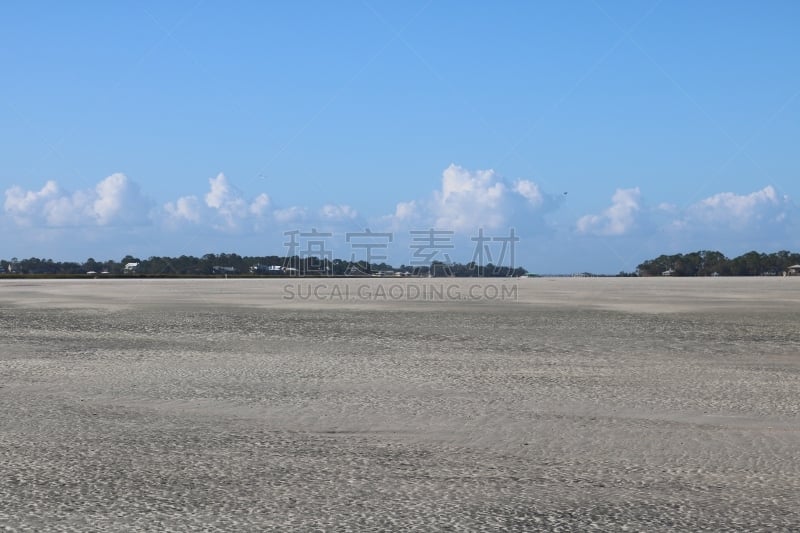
124, 262, 140, 273
344, 265, 368, 276
212, 266, 237, 275
250, 264, 283, 274
661, 269, 675, 276
250, 264, 268, 274
786, 264, 800, 276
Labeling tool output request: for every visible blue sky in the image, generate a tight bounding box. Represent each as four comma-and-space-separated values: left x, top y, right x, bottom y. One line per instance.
2, 1, 799, 273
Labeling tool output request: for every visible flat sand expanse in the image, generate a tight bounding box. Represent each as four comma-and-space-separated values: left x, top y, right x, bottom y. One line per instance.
1, 278, 799, 531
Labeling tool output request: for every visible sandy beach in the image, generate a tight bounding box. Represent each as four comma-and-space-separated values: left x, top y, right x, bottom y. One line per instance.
1, 277, 799, 531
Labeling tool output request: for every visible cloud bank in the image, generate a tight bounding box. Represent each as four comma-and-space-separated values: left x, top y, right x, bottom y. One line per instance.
681, 186, 789, 231
379, 164, 550, 232
164, 173, 271, 230
2, 167, 797, 272
576, 187, 641, 236
4, 174, 151, 227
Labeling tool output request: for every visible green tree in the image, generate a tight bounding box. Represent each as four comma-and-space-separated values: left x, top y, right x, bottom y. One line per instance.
83, 257, 101, 272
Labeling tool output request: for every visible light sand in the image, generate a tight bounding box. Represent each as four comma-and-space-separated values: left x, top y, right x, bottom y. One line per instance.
1, 277, 799, 531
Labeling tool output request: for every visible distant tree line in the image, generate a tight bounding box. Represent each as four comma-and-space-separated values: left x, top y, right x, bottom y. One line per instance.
635, 250, 800, 276
1, 253, 527, 277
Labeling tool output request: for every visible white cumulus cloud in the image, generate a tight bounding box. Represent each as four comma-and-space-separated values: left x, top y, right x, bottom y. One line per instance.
513, 179, 544, 207
684, 186, 788, 230
379, 200, 420, 231
4, 180, 60, 223
164, 196, 202, 223
3, 173, 149, 227
164, 173, 271, 230
576, 187, 641, 236
320, 204, 357, 221
655, 185, 798, 253
433, 164, 512, 230
393, 200, 417, 221
204, 173, 247, 228
93, 173, 147, 225
273, 206, 307, 224
249, 193, 271, 216
374, 164, 553, 234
